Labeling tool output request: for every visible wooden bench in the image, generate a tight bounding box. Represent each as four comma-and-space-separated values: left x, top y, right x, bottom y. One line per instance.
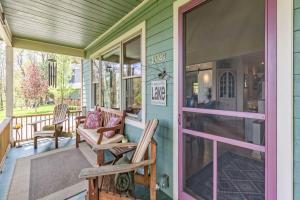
76, 107, 125, 165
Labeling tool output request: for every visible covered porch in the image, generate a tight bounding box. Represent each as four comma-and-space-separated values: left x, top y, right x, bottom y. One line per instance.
0, 0, 295, 200
0, 0, 171, 199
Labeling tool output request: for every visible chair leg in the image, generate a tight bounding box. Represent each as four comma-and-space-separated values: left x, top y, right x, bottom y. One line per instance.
150, 140, 157, 200
55, 136, 58, 149
34, 137, 37, 149
144, 147, 149, 184
150, 162, 157, 200
76, 132, 80, 148
87, 178, 99, 200
97, 150, 104, 166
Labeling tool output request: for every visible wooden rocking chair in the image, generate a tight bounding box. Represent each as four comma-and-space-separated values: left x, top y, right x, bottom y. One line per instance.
30, 104, 69, 149
79, 119, 159, 200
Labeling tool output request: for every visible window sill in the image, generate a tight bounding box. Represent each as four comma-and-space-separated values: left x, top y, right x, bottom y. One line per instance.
125, 117, 145, 129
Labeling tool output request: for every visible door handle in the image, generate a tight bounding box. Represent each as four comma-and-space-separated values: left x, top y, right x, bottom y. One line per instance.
178, 114, 182, 126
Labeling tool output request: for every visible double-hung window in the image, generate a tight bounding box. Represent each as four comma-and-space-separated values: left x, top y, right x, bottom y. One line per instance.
101, 48, 121, 110
122, 35, 142, 120
92, 33, 143, 123
92, 58, 101, 106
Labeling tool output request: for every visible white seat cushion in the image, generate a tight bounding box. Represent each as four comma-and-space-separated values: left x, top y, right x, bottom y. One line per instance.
78, 124, 124, 145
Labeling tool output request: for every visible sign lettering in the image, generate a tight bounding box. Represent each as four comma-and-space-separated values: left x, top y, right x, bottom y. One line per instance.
151, 80, 167, 106
151, 52, 167, 64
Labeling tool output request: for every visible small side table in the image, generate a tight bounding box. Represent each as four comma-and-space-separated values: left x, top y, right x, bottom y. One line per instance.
13, 124, 22, 148
109, 146, 136, 164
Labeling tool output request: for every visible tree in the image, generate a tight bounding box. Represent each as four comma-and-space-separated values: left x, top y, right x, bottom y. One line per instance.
15, 49, 25, 77
20, 64, 48, 111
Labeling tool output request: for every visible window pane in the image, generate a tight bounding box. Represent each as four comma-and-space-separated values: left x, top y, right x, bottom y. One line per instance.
101, 48, 121, 109
94, 83, 100, 106
125, 77, 142, 119
183, 134, 213, 200
183, 112, 265, 145
218, 143, 265, 199
184, 0, 265, 113
123, 36, 141, 77
92, 58, 101, 83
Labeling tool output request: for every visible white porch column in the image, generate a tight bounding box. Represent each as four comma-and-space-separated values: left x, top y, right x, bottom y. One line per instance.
5, 45, 13, 117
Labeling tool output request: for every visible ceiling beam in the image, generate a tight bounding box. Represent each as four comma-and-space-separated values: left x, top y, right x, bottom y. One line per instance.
12, 37, 85, 57
0, 3, 12, 46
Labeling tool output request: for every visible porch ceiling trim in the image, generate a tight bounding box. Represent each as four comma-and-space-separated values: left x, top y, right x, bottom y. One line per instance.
0, 3, 12, 46
1, 0, 145, 56
12, 37, 84, 57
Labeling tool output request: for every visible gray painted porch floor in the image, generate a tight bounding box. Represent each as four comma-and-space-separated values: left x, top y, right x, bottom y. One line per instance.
0, 138, 172, 200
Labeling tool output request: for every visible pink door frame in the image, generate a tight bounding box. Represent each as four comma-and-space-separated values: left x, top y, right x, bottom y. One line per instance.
177, 0, 277, 199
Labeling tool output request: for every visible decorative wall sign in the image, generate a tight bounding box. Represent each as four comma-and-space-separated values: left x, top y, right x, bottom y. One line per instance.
151, 80, 167, 106
151, 52, 167, 64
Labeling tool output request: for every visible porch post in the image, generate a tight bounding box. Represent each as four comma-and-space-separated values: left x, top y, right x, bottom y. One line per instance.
5, 45, 13, 118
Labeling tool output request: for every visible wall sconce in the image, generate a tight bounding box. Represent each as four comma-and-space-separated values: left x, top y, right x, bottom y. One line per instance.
203, 73, 210, 84
244, 74, 248, 88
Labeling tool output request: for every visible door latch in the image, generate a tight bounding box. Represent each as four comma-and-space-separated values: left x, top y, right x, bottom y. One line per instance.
178, 113, 182, 126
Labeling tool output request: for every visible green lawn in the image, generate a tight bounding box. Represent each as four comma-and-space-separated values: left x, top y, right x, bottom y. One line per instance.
0, 110, 4, 121
0, 104, 55, 120
14, 104, 55, 116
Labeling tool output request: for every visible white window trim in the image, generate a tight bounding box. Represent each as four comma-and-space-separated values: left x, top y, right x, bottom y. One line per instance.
91, 59, 99, 107
88, 59, 93, 110
80, 60, 83, 108
277, 0, 293, 199
90, 22, 146, 129
173, 1, 190, 199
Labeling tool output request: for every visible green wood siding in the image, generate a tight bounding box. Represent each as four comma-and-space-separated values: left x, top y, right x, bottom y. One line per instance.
295, 0, 300, 198
84, 0, 175, 198
82, 59, 92, 110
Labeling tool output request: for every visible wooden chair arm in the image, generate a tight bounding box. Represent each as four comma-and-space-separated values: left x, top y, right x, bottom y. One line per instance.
28, 118, 53, 125
75, 116, 86, 127
79, 159, 155, 179
52, 118, 68, 125
97, 124, 122, 134
75, 116, 86, 123
92, 142, 138, 151
76, 116, 86, 121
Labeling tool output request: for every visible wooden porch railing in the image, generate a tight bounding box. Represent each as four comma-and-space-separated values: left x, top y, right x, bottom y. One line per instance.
0, 118, 11, 172
12, 110, 81, 143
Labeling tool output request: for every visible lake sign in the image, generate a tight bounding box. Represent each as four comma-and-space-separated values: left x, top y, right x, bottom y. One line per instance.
151, 80, 167, 106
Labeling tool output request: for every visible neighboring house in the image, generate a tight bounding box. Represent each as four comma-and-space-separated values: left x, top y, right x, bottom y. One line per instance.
69, 63, 81, 100
69, 63, 81, 89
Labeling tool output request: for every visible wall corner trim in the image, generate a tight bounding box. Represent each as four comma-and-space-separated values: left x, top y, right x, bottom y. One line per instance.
173, 0, 191, 199
277, 0, 294, 199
